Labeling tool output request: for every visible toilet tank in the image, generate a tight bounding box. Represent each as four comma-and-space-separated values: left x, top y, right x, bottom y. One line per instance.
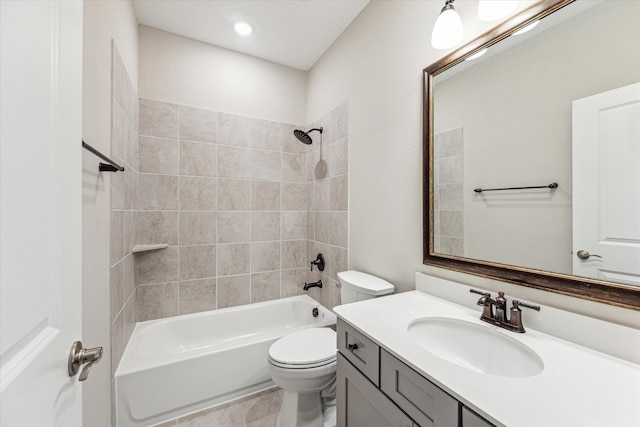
337, 271, 394, 304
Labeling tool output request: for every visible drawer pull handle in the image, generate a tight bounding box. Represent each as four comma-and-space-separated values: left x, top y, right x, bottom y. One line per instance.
348, 343, 359, 351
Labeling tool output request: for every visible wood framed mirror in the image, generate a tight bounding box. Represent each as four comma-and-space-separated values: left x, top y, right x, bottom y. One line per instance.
423, 0, 640, 310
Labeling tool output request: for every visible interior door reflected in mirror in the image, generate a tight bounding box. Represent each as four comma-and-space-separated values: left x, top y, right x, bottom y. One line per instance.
423, 0, 640, 309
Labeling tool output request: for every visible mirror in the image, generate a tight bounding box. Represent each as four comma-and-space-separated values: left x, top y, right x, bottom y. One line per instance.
423, 0, 640, 310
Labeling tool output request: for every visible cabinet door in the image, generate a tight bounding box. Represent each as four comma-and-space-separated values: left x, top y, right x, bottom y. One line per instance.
380, 350, 458, 427
337, 353, 415, 427
462, 407, 495, 427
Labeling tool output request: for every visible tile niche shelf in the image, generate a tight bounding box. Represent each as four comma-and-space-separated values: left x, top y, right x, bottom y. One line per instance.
131, 244, 169, 254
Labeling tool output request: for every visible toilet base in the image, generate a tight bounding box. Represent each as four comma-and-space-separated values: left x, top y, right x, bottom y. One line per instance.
277, 390, 323, 427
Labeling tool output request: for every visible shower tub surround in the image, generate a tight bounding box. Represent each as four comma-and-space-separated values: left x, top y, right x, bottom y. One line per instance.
115, 295, 336, 427
135, 99, 349, 319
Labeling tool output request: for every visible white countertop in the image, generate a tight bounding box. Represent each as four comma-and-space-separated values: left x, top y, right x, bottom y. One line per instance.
334, 291, 640, 427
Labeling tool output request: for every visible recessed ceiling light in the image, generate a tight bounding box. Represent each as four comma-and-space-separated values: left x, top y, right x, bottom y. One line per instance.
233, 20, 253, 36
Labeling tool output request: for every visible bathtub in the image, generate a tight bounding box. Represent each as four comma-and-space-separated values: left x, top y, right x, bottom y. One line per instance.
114, 295, 336, 427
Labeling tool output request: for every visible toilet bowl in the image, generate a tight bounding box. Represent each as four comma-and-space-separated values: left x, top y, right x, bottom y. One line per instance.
268, 271, 394, 427
268, 328, 337, 427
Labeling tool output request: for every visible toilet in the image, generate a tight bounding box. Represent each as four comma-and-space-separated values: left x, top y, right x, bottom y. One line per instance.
268, 271, 394, 427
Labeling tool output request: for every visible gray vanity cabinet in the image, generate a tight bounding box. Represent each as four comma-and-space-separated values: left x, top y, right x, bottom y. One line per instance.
337, 352, 416, 427
337, 319, 495, 427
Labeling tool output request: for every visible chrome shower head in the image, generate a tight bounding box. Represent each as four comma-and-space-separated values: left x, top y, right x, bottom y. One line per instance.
293, 127, 323, 145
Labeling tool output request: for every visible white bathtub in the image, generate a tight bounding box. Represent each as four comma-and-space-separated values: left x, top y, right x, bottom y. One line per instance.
114, 295, 336, 427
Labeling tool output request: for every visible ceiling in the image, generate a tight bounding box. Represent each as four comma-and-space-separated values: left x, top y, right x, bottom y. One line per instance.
132, 0, 370, 71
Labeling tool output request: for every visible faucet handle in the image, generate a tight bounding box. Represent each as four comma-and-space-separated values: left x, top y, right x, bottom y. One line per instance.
470, 288, 491, 298
509, 300, 541, 333
512, 300, 541, 312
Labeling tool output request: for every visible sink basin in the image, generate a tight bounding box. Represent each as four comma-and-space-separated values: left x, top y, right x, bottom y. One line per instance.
407, 317, 544, 377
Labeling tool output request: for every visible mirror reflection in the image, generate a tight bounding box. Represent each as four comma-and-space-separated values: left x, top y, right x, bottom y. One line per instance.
431, 0, 640, 286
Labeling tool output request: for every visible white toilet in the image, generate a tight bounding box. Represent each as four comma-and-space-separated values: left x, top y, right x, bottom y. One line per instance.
268, 270, 394, 427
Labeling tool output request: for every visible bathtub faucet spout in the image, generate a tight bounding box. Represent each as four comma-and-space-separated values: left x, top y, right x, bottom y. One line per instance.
303, 280, 323, 291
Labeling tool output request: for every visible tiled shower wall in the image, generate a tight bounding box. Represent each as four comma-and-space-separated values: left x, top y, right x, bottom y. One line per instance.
304, 103, 349, 310
110, 45, 139, 378
434, 127, 463, 256
134, 99, 349, 321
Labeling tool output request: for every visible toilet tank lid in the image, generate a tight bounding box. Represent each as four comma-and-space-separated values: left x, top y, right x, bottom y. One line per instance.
337, 271, 394, 296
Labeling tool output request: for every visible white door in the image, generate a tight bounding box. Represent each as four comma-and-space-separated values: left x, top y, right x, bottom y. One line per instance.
1, 1, 84, 426
572, 82, 640, 285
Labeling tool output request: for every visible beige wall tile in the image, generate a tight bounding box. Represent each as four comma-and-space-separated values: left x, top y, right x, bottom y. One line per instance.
179, 245, 216, 280
251, 241, 281, 273
137, 174, 179, 210
111, 160, 125, 210
437, 155, 463, 185
251, 271, 280, 303
123, 290, 137, 341
217, 243, 250, 276
281, 240, 307, 270
313, 179, 330, 211
123, 253, 135, 298
327, 138, 348, 178
438, 183, 463, 211
329, 101, 348, 143
251, 181, 280, 211
111, 101, 125, 160
328, 245, 348, 282
440, 236, 464, 256
282, 124, 307, 154
124, 167, 136, 210
137, 282, 179, 321
124, 210, 136, 254
281, 182, 307, 211
179, 278, 216, 315
330, 211, 348, 248
440, 211, 463, 238
434, 127, 463, 159
281, 268, 307, 297
217, 211, 250, 243
136, 211, 179, 246
180, 211, 217, 245
281, 211, 307, 240
110, 311, 124, 378
218, 146, 281, 180
139, 98, 179, 139
282, 153, 306, 182
330, 175, 348, 211
110, 261, 124, 322
217, 178, 250, 210
180, 105, 217, 143
251, 211, 280, 242
314, 212, 330, 244
217, 274, 250, 309
111, 210, 124, 265
180, 140, 217, 177
139, 135, 179, 174
137, 247, 179, 285
219, 113, 281, 151
180, 176, 217, 210
124, 118, 138, 171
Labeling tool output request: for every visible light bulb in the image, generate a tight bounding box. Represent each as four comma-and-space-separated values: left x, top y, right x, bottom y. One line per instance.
478, 1, 519, 22
431, 2, 464, 50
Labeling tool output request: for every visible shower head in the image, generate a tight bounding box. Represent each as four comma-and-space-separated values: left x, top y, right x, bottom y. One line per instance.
293, 127, 323, 145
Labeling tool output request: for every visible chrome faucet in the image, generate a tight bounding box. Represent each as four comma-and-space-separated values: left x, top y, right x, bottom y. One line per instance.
470, 289, 540, 333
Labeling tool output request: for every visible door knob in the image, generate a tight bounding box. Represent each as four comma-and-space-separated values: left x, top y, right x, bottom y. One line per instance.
68, 341, 103, 381
576, 250, 602, 260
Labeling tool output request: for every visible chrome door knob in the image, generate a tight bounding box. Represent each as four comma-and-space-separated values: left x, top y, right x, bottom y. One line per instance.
576, 250, 602, 260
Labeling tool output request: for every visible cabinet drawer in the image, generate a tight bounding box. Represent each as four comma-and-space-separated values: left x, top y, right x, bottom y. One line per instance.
380, 349, 458, 427
337, 319, 380, 386
337, 353, 415, 427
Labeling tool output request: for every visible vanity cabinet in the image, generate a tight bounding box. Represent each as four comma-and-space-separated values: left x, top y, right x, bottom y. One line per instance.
337, 319, 495, 427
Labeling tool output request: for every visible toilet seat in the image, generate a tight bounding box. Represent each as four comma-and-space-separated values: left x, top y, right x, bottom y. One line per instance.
268, 328, 336, 369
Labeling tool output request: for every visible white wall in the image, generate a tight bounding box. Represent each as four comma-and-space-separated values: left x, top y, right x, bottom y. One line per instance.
82, 1, 138, 425
307, 0, 639, 327
138, 25, 307, 125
